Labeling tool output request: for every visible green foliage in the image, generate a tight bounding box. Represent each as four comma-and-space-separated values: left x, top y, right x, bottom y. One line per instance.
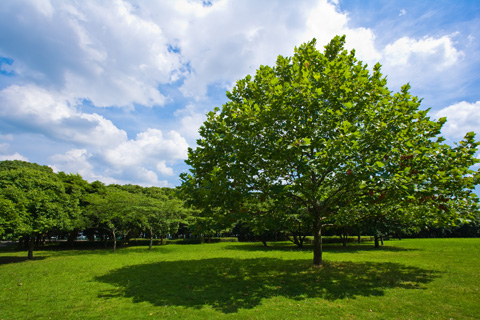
0, 161, 69, 258
181, 36, 480, 266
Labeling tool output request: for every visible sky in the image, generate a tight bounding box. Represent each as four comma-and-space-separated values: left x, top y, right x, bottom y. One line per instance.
0, 0, 479, 187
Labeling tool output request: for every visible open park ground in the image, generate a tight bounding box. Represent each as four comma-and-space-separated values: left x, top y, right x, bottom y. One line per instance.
0, 238, 479, 319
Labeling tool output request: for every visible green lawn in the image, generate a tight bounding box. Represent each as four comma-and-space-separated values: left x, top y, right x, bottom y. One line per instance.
0, 239, 479, 319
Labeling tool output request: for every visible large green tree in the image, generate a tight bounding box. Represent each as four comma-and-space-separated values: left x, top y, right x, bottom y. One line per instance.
181, 36, 479, 266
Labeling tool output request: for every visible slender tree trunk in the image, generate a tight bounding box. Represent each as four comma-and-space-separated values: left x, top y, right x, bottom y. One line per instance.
28, 236, 35, 260
313, 213, 323, 267
112, 230, 117, 253
67, 231, 77, 247
380, 236, 384, 246
149, 229, 153, 250
17, 237, 24, 250
342, 233, 347, 247
374, 235, 380, 248
357, 233, 361, 244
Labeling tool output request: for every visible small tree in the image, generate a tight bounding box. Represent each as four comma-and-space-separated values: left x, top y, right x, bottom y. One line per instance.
85, 185, 141, 252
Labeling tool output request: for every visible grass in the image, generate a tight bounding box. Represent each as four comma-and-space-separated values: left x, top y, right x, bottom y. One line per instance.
0, 239, 479, 319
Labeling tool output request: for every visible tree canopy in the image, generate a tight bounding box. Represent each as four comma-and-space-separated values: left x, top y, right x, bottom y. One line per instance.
0, 160, 191, 258
181, 36, 480, 266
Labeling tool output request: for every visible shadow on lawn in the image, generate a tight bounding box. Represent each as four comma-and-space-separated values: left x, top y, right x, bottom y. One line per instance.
95, 258, 438, 314
224, 242, 418, 253
0, 256, 46, 265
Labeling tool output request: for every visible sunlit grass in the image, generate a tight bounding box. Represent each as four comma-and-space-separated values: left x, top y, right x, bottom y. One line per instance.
0, 239, 479, 319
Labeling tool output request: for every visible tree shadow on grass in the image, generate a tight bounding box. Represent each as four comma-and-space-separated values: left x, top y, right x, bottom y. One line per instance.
95, 258, 438, 314
0, 256, 46, 265
224, 242, 418, 253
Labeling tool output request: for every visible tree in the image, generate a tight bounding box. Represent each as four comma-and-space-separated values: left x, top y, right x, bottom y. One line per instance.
181, 36, 479, 266
85, 185, 141, 252
132, 186, 188, 249
56, 172, 91, 245
0, 160, 68, 259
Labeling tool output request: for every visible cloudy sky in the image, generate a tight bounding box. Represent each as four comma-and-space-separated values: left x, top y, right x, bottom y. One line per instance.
0, 0, 479, 187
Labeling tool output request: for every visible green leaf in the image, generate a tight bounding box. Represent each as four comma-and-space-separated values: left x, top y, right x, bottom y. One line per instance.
374, 161, 384, 168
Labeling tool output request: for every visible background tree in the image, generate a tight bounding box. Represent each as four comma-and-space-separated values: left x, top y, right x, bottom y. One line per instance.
134, 186, 188, 249
56, 172, 91, 245
0, 160, 68, 259
85, 185, 141, 252
181, 36, 480, 266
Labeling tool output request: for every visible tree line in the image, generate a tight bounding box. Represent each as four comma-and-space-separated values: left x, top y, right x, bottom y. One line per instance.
0, 160, 191, 259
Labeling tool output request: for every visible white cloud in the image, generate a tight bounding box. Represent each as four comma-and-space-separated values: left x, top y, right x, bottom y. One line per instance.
379, 33, 467, 98
1, 0, 476, 187
383, 35, 463, 70
399, 9, 406, 16
434, 101, 480, 140
103, 129, 188, 168
0, 143, 29, 161
0, 152, 29, 161
156, 161, 174, 176
0, 0, 181, 108
174, 104, 206, 140
0, 84, 188, 186
304, 1, 381, 64
0, 84, 127, 148
49, 148, 94, 177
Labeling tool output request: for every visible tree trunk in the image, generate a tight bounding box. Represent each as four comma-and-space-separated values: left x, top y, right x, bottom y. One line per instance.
67, 231, 77, 247
112, 230, 117, 253
357, 233, 361, 244
17, 236, 24, 250
374, 235, 380, 248
342, 233, 347, 247
313, 215, 323, 267
149, 229, 153, 250
28, 236, 35, 260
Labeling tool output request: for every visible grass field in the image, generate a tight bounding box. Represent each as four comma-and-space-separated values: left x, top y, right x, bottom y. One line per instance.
0, 238, 479, 319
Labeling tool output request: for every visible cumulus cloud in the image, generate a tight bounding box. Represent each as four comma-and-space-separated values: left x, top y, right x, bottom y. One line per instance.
0, 152, 29, 161
49, 148, 94, 177
304, 1, 381, 65
0, 142, 29, 161
0, 0, 475, 186
0, 0, 181, 108
174, 104, 206, 140
384, 35, 463, 70
0, 83, 188, 186
434, 101, 480, 140
157, 161, 174, 176
103, 129, 188, 167
0, 84, 127, 148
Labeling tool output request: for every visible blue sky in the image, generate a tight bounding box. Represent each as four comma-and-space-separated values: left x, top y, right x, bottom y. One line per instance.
0, 0, 479, 187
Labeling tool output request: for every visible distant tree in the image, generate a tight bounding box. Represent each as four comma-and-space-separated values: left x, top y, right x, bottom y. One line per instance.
137, 187, 189, 249
0, 160, 68, 259
56, 172, 91, 245
85, 185, 141, 252
181, 36, 480, 266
